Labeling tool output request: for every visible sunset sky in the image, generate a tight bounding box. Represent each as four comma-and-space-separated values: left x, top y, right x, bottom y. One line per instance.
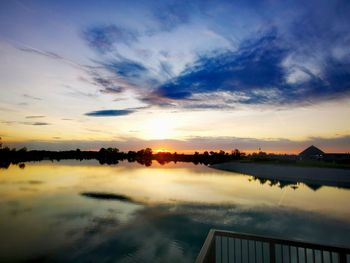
1, 0, 350, 153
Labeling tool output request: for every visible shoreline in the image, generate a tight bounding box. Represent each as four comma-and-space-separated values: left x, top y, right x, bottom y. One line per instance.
211, 162, 350, 188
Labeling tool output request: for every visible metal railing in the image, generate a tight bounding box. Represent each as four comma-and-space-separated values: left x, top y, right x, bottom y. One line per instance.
196, 229, 350, 263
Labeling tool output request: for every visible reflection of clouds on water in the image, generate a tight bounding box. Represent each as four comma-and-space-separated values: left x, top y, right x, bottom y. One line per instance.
84, 216, 120, 235
5, 200, 33, 217
19, 187, 38, 192
80, 192, 140, 204
27, 180, 44, 185
65, 207, 196, 263
1, 162, 350, 262
43, 202, 350, 263
0, 197, 349, 262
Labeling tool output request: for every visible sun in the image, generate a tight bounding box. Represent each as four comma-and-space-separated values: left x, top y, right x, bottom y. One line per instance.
144, 117, 176, 140
155, 149, 171, 153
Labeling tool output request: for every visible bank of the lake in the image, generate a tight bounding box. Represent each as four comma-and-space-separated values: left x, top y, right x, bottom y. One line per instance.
211, 162, 350, 188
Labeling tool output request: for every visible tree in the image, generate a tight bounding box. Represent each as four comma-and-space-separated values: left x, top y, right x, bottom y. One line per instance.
144, 148, 152, 156
18, 147, 27, 152
0, 137, 2, 149
231, 149, 240, 157
106, 147, 118, 153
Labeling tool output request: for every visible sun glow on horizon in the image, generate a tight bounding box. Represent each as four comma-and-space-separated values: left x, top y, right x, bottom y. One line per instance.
142, 116, 178, 140
155, 149, 172, 153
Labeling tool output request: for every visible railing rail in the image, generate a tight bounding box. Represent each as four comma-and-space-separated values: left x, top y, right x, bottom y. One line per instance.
196, 229, 350, 263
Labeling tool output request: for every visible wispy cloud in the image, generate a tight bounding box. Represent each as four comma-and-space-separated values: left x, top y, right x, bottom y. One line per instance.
12, 0, 350, 113
23, 94, 42, 101
25, 116, 45, 119
152, 1, 192, 32
83, 25, 139, 53
19, 121, 51, 126
18, 46, 63, 60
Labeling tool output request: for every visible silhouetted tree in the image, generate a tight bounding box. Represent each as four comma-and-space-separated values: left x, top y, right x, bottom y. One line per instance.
144, 148, 152, 156
231, 149, 240, 157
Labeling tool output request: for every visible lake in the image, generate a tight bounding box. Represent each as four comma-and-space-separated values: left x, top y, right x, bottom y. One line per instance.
0, 160, 349, 262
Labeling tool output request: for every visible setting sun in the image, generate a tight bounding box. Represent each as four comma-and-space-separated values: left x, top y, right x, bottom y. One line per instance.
155, 149, 171, 153
143, 117, 177, 140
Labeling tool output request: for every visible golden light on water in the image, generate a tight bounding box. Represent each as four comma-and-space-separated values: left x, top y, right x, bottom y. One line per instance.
1, 161, 350, 221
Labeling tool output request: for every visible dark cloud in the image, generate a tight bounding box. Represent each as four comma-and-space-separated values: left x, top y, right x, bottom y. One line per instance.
84, 109, 134, 117
16, 121, 51, 126
31, 122, 51, 126
99, 87, 123, 94
153, 29, 350, 106
18, 121, 51, 126
104, 59, 148, 79
98, 57, 159, 91
83, 25, 138, 53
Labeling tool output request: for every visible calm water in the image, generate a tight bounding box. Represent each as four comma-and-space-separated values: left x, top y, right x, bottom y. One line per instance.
0, 161, 349, 263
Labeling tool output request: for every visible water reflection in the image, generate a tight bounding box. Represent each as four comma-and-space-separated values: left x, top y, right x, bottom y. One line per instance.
0, 161, 349, 262
81, 192, 141, 204
249, 176, 325, 191
4, 160, 350, 191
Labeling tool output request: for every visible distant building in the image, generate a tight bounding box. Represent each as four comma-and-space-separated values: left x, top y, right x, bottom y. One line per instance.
299, 145, 350, 162
299, 145, 324, 160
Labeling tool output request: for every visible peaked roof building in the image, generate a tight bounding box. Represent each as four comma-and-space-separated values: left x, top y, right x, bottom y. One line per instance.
299, 145, 324, 159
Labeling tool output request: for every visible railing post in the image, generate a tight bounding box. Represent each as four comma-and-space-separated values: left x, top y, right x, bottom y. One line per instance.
339, 253, 346, 263
270, 242, 276, 263
210, 237, 216, 263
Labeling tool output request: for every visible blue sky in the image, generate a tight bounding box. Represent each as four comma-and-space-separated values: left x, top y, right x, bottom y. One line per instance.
1, 0, 350, 152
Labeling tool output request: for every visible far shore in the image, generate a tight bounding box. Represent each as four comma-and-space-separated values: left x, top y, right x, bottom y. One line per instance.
211, 162, 350, 188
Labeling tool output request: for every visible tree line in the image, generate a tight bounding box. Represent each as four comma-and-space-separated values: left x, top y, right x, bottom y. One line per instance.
0, 144, 243, 169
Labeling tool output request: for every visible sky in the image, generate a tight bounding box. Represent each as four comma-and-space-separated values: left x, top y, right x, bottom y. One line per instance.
0, 0, 350, 153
